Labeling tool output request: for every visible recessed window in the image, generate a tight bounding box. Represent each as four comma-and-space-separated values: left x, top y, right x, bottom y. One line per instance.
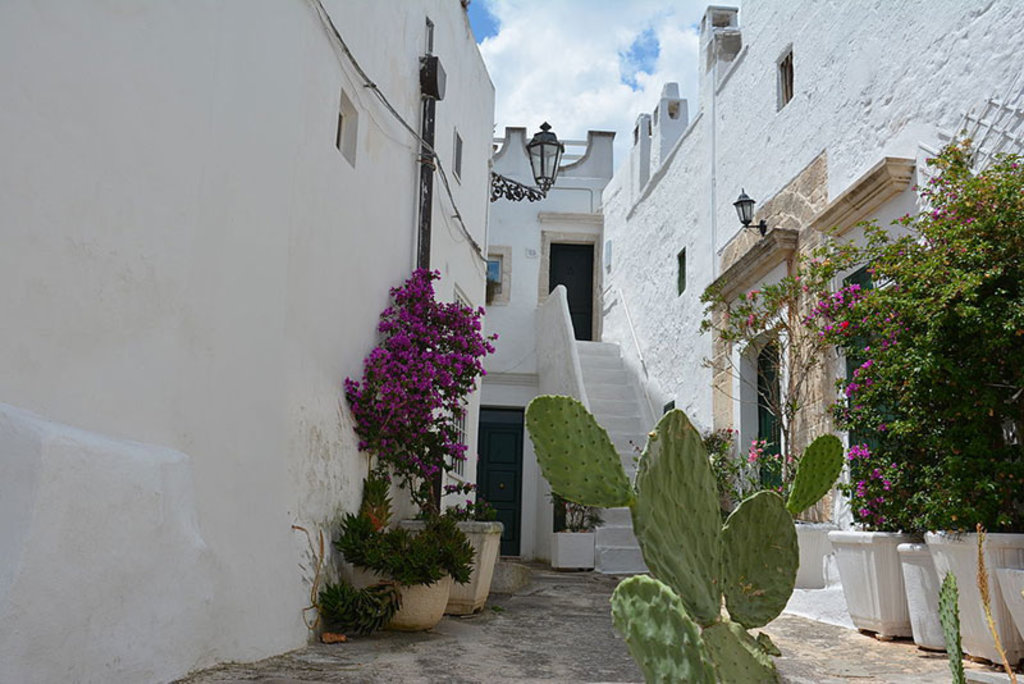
335, 88, 358, 166
453, 129, 463, 181
486, 257, 502, 294
677, 248, 687, 295
778, 48, 794, 110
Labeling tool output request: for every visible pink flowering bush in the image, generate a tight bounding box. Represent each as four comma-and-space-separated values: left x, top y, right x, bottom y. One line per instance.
803, 141, 1024, 532
345, 269, 496, 513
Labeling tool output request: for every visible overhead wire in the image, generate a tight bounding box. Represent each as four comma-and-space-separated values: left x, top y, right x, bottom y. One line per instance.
308, 0, 485, 261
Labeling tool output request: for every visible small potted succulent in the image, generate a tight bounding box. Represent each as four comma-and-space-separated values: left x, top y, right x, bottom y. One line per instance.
550, 493, 603, 570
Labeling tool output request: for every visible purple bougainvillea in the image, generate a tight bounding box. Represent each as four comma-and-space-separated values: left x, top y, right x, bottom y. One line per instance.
345, 269, 496, 512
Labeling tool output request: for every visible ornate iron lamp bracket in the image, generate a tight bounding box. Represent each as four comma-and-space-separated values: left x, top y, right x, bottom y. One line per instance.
490, 172, 547, 203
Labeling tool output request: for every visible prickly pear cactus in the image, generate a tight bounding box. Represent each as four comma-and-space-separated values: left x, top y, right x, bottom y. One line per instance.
525, 396, 633, 508
702, 620, 780, 682
939, 572, 966, 684
524, 396, 841, 683
785, 434, 844, 515
633, 410, 723, 626
610, 575, 715, 684
722, 491, 799, 629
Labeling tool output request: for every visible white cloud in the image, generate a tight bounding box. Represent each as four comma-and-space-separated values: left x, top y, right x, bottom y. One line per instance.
476, 0, 714, 172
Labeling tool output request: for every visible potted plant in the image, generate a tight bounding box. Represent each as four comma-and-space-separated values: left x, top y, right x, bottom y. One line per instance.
803, 141, 1024, 657
550, 493, 602, 570
334, 474, 474, 631
436, 481, 503, 615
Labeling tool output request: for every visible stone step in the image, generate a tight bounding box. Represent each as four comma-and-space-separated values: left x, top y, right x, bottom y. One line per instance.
598, 414, 646, 435
600, 507, 634, 526
589, 397, 641, 418
596, 545, 648, 575
581, 366, 630, 387
578, 354, 624, 371
576, 340, 621, 358
585, 382, 634, 401
596, 524, 640, 548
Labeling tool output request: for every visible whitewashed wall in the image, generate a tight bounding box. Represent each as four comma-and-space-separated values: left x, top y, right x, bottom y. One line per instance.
0, 1, 493, 681
602, 1, 1024, 435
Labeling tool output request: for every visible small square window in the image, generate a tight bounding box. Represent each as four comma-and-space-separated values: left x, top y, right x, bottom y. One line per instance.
778, 49, 794, 110
453, 130, 463, 181
677, 248, 686, 295
336, 88, 358, 166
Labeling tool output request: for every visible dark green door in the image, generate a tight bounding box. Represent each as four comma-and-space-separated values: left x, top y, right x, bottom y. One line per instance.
478, 408, 524, 556
757, 341, 782, 488
549, 243, 594, 341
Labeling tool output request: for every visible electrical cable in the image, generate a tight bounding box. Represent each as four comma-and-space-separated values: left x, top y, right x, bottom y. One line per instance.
308, 0, 485, 260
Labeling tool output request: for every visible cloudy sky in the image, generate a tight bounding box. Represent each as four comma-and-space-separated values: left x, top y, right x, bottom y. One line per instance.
467, 0, 733, 171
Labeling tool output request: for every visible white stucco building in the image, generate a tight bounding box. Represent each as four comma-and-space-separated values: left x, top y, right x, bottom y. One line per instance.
601, 2, 1024, 488
0, 2, 493, 681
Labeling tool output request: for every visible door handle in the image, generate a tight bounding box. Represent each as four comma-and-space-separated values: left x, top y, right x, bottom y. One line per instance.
498, 482, 506, 490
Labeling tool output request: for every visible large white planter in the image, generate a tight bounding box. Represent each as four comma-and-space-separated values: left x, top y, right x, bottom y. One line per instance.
828, 530, 914, 638
926, 532, 1024, 663
795, 522, 836, 589
995, 568, 1024, 649
446, 521, 503, 615
551, 531, 595, 570
897, 542, 945, 651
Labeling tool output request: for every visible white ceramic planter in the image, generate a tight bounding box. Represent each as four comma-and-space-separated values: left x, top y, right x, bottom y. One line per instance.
828, 530, 914, 637
897, 542, 945, 651
926, 532, 1024, 663
551, 531, 595, 570
995, 568, 1024, 648
795, 522, 836, 589
446, 521, 503, 615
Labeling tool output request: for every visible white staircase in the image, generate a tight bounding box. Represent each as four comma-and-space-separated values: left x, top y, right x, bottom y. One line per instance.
576, 340, 651, 574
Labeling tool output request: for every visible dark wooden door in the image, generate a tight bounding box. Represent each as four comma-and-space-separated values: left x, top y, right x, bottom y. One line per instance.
757, 341, 782, 489
549, 243, 594, 341
478, 408, 524, 556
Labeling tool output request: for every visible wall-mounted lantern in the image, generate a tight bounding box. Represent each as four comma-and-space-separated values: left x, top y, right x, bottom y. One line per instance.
734, 189, 768, 237
491, 122, 565, 202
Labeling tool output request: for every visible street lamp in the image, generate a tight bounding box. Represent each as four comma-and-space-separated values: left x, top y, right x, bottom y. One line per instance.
491, 122, 565, 202
734, 188, 768, 237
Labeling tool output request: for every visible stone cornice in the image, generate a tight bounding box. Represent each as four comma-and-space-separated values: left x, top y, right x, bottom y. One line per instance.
710, 229, 800, 301
483, 372, 538, 387
810, 157, 914, 236
537, 212, 603, 226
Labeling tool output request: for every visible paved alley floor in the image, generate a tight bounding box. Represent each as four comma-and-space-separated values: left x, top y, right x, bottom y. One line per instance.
179, 567, 1005, 683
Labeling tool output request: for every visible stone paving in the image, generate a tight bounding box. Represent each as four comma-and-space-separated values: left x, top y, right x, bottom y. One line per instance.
179, 567, 1008, 683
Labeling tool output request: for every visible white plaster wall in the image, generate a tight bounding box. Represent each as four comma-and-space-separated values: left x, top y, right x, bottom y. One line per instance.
602, 1, 1024, 433
0, 1, 492, 680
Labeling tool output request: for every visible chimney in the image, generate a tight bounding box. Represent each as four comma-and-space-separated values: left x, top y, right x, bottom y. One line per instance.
650, 82, 688, 172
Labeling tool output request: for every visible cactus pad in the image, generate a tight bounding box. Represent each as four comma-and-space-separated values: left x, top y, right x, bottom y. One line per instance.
610, 576, 715, 684
939, 572, 965, 684
785, 434, 844, 516
722, 491, 798, 629
525, 395, 634, 508
632, 410, 723, 626
702, 619, 779, 683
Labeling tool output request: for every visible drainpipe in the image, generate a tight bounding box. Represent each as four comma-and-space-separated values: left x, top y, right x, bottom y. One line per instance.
417, 52, 446, 270
710, 46, 719, 280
